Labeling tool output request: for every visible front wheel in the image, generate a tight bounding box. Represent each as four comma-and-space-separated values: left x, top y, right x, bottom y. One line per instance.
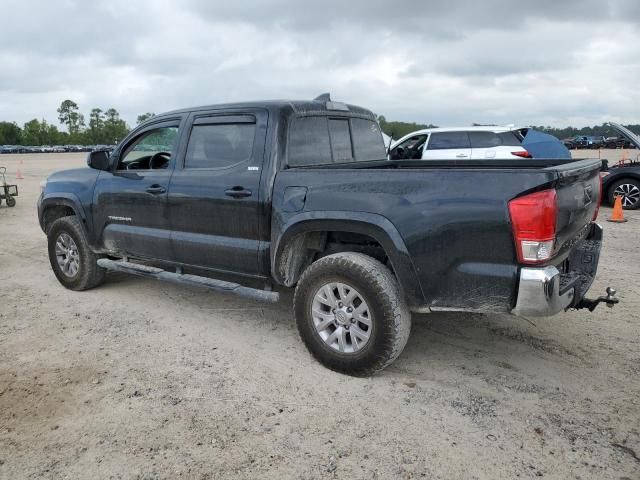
47, 216, 105, 290
294, 252, 411, 376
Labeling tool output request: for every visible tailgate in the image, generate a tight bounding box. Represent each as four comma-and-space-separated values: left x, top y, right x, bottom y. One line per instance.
547, 159, 601, 260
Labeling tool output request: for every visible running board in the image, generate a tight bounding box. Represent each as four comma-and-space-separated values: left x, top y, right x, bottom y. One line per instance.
97, 259, 279, 303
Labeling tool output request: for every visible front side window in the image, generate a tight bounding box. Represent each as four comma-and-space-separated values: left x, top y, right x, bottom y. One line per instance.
391, 134, 428, 160
118, 126, 179, 170
185, 123, 256, 169
426, 131, 470, 150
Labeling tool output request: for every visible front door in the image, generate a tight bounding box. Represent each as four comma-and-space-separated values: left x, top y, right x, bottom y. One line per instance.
167, 109, 268, 276
92, 119, 183, 260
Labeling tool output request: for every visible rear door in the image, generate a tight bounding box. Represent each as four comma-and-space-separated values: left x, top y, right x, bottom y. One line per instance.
92, 119, 183, 260
422, 131, 471, 159
469, 131, 501, 159
167, 109, 268, 276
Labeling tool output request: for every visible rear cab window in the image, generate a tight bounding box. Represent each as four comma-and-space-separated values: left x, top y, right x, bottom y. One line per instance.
288, 115, 386, 167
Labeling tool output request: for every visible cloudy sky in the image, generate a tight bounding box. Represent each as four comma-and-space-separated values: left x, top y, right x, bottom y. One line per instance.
1, 0, 639, 128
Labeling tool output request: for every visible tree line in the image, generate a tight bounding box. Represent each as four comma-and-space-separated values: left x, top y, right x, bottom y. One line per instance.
0, 99, 155, 146
377, 116, 640, 141
1, 102, 638, 146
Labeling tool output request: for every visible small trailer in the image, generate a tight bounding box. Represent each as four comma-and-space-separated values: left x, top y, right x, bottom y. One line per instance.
0, 166, 18, 207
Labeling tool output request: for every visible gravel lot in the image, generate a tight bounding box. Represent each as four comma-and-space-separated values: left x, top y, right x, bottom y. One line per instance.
1, 152, 639, 479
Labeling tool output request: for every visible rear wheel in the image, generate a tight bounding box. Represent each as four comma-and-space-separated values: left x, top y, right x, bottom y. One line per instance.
609, 178, 640, 210
47, 216, 105, 290
294, 252, 411, 376
6, 196, 15, 207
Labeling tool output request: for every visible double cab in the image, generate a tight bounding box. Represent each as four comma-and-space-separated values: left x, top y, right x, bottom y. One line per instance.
38, 95, 616, 375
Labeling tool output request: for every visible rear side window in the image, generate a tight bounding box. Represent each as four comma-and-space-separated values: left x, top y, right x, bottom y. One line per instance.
427, 131, 470, 150
185, 123, 256, 169
469, 131, 501, 148
498, 131, 522, 146
328, 118, 353, 162
352, 118, 386, 161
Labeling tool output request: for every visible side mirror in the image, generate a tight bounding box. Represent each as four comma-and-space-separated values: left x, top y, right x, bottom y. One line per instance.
87, 150, 111, 171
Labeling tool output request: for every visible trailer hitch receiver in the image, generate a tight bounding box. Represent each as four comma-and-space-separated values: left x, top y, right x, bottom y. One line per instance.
575, 287, 619, 312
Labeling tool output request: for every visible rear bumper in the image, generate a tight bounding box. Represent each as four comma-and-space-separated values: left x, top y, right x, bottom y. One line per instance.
512, 223, 602, 317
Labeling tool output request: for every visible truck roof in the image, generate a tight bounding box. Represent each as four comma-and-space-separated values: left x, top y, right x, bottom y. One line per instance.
158, 99, 377, 120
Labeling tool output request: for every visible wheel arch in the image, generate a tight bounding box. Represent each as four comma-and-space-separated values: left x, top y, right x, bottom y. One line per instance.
271, 211, 425, 308
40, 195, 87, 234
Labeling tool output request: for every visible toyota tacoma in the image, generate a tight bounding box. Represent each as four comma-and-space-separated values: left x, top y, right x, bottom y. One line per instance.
38, 95, 617, 375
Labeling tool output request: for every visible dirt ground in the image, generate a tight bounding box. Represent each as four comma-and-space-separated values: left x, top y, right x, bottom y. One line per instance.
1, 151, 639, 479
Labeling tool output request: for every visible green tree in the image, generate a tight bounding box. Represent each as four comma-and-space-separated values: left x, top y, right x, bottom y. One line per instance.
103, 108, 129, 144
378, 115, 438, 139
87, 108, 105, 143
57, 99, 83, 134
22, 119, 62, 145
136, 112, 156, 125
0, 121, 22, 144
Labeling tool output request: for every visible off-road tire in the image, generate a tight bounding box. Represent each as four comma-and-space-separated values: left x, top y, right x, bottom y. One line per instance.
47, 216, 105, 290
294, 252, 411, 376
6, 196, 15, 207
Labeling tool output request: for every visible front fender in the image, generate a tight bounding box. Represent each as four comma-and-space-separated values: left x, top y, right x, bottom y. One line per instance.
38, 194, 94, 243
271, 211, 425, 308
39, 193, 87, 222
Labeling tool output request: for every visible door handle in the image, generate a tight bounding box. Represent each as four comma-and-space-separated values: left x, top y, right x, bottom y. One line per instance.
225, 187, 252, 198
146, 185, 166, 194
456, 153, 468, 158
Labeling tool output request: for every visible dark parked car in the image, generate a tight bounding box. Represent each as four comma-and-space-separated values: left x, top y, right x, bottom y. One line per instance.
602, 164, 640, 209
571, 135, 604, 149
604, 136, 636, 149
601, 123, 640, 209
37, 96, 616, 374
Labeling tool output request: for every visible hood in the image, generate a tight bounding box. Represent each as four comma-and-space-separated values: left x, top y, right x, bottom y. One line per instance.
608, 122, 640, 150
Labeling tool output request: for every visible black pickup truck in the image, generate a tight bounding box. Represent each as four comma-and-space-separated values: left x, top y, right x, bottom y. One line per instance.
38, 95, 617, 375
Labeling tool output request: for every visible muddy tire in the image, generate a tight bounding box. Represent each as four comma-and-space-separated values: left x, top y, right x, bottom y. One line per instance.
47, 216, 105, 291
294, 252, 411, 376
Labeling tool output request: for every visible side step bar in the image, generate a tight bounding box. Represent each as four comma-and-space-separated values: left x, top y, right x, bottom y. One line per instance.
97, 259, 280, 303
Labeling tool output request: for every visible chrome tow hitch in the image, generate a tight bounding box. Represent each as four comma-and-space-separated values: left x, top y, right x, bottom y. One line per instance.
575, 287, 620, 312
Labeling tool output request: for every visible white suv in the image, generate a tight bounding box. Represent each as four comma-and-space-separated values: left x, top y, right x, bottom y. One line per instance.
388, 127, 531, 161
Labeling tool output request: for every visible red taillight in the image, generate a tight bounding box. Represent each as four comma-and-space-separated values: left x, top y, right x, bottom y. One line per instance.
511, 150, 532, 158
508, 189, 558, 264
593, 174, 603, 221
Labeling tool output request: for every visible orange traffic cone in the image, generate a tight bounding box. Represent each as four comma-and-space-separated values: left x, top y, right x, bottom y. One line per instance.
16, 166, 24, 180
607, 196, 627, 223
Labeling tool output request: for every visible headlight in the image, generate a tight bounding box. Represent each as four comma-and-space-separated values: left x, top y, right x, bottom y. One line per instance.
39, 180, 47, 194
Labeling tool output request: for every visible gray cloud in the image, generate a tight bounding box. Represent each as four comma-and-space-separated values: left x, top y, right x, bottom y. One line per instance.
0, 0, 639, 128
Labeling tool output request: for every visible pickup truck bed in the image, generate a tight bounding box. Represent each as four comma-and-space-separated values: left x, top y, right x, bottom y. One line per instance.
273, 158, 602, 314
38, 96, 616, 375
